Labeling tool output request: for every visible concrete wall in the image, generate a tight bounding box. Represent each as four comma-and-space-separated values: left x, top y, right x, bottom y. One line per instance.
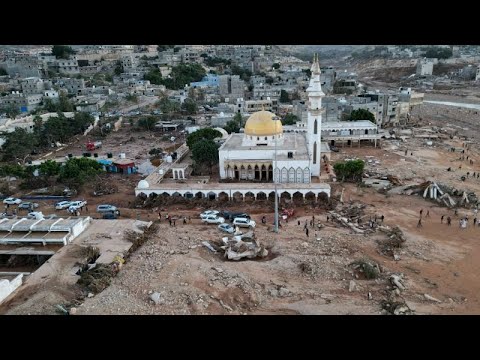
0, 274, 23, 304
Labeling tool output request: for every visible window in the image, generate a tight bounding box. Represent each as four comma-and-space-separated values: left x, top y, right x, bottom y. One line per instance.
264, 137, 267, 140
288, 152, 293, 158
314, 119, 318, 134
257, 137, 259, 140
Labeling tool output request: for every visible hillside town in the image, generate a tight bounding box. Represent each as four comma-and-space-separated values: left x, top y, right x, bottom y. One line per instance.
1, 44, 480, 315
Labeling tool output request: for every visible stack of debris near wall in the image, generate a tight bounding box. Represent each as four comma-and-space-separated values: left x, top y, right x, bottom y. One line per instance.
388, 181, 478, 208
329, 203, 374, 234
203, 231, 269, 261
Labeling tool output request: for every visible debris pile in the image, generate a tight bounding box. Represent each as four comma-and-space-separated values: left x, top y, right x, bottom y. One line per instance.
378, 225, 406, 257
381, 300, 414, 315
350, 259, 380, 279
329, 203, 373, 234
93, 180, 118, 196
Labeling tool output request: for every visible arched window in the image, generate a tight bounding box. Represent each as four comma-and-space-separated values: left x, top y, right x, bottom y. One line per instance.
313, 142, 317, 164
314, 119, 318, 134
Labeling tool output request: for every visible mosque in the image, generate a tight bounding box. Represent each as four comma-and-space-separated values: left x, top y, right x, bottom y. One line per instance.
218, 54, 328, 183
135, 55, 331, 200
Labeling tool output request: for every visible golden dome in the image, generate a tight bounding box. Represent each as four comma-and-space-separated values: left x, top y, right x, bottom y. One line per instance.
244, 111, 283, 136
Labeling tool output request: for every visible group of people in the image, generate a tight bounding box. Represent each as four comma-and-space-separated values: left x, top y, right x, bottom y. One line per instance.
419, 207, 479, 229
158, 212, 191, 227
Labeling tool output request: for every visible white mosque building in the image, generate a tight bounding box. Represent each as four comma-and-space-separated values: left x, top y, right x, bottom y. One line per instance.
135, 55, 331, 200
218, 53, 328, 183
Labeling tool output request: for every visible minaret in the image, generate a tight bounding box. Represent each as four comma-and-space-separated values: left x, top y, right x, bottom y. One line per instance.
306, 53, 324, 178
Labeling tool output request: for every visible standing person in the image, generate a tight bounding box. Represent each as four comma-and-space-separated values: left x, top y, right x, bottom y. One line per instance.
447, 216, 451, 226
441, 215, 444, 224
158, 212, 162, 222
474, 218, 477, 226
381, 215, 385, 222
420, 209, 423, 217
305, 227, 309, 237
173, 218, 176, 227
454, 209, 458, 216
417, 218, 422, 227
405, 149, 408, 156
168, 218, 172, 226
183, 217, 187, 224
426, 210, 430, 218
188, 215, 191, 223
326, 215, 329, 222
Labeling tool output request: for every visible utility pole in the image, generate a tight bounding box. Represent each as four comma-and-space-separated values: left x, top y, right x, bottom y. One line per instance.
274, 117, 279, 233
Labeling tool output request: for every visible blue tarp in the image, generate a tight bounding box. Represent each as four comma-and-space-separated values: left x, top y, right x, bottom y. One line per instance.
97, 159, 113, 165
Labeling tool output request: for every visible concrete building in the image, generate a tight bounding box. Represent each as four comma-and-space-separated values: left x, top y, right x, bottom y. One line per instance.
320, 66, 336, 93
210, 112, 236, 127
20, 77, 45, 95
321, 120, 379, 148
0, 216, 91, 245
242, 99, 278, 114
62, 78, 86, 95
56, 59, 80, 75
253, 85, 282, 100
416, 58, 434, 76
219, 75, 244, 102
190, 74, 219, 88
121, 54, 138, 70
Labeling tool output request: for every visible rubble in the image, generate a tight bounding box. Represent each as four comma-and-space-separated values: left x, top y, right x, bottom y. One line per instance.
390, 274, 406, 291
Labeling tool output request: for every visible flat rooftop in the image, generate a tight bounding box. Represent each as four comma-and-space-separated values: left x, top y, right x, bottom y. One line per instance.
323, 120, 377, 130
139, 181, 330, 191
0, 217, 84, 232
219, 133, 309, 155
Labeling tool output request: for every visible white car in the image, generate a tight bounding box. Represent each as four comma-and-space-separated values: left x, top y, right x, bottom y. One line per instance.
200, 210, 219, 219
218, 223, 235, 234
3, 197, 22, 205
202, 215, 225, 224
55, 201, 72, 210
68, 200, 87, 211
27, 211, 44, 220
232, 217, 256, 228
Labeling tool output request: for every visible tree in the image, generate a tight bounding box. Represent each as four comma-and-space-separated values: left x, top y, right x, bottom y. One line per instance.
279, 89, 290, 103
144, 68, 162, 84
0, 128, 38, 163
0, 68, 7, 76
43, 98, 57, 112
38, 159, 61, 178
282, 113, 298, 125
182, 98, 198, 115
349, 109, 375, 122
224, 119, 240, 134
423, 47, 452, 59
126, 94, 138, 103
114, 60, 124, 76
52, 45, 76, 59
272, 63, 280, 70
157, 45, 175, 52
333, 159, 365, 182
138, 116, 157, 131
58, 93, 74, 112
265, 76, 274, 85
2, 105, 20, 119
59, 157, 103, 188
230, 65, 252, 82
233, 112, 244, 127
186, 128, 222, 148
149, 148, 163, 158
157, 97, 180, 115
191, 139, 218, 174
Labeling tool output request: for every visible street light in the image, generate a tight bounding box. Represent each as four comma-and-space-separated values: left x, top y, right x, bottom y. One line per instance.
274, 115, 279, 233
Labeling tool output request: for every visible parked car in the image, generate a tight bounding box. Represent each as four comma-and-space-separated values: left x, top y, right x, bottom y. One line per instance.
18, 202, 39, 210
3, 197, 22, 205
232, 217, 256, 228
200, 210, 219, 219
68, 200, 87, 211
55, 201, 72, 210
102, 211, 119, 219
202, 215, 225, 224
229, 212, 251, 222
218, 223, 235, 234
96, 204, 118, 213
27, 211, 44, 220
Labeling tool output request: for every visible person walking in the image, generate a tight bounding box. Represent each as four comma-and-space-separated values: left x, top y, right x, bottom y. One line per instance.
417, 218, 422, 227
297, 220, 300, 226
381, 215, 385, 222
420, 209, 423, 217
426, 210, 430, 218
441, 215, 444, 224
305, 227, 309, 237
183, 217, 187, 224
447, 216, 451, 226
168, 218, 172, 226
474, 218, 477, 226
326, 215, 329, 222
173, 218, 176, 227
